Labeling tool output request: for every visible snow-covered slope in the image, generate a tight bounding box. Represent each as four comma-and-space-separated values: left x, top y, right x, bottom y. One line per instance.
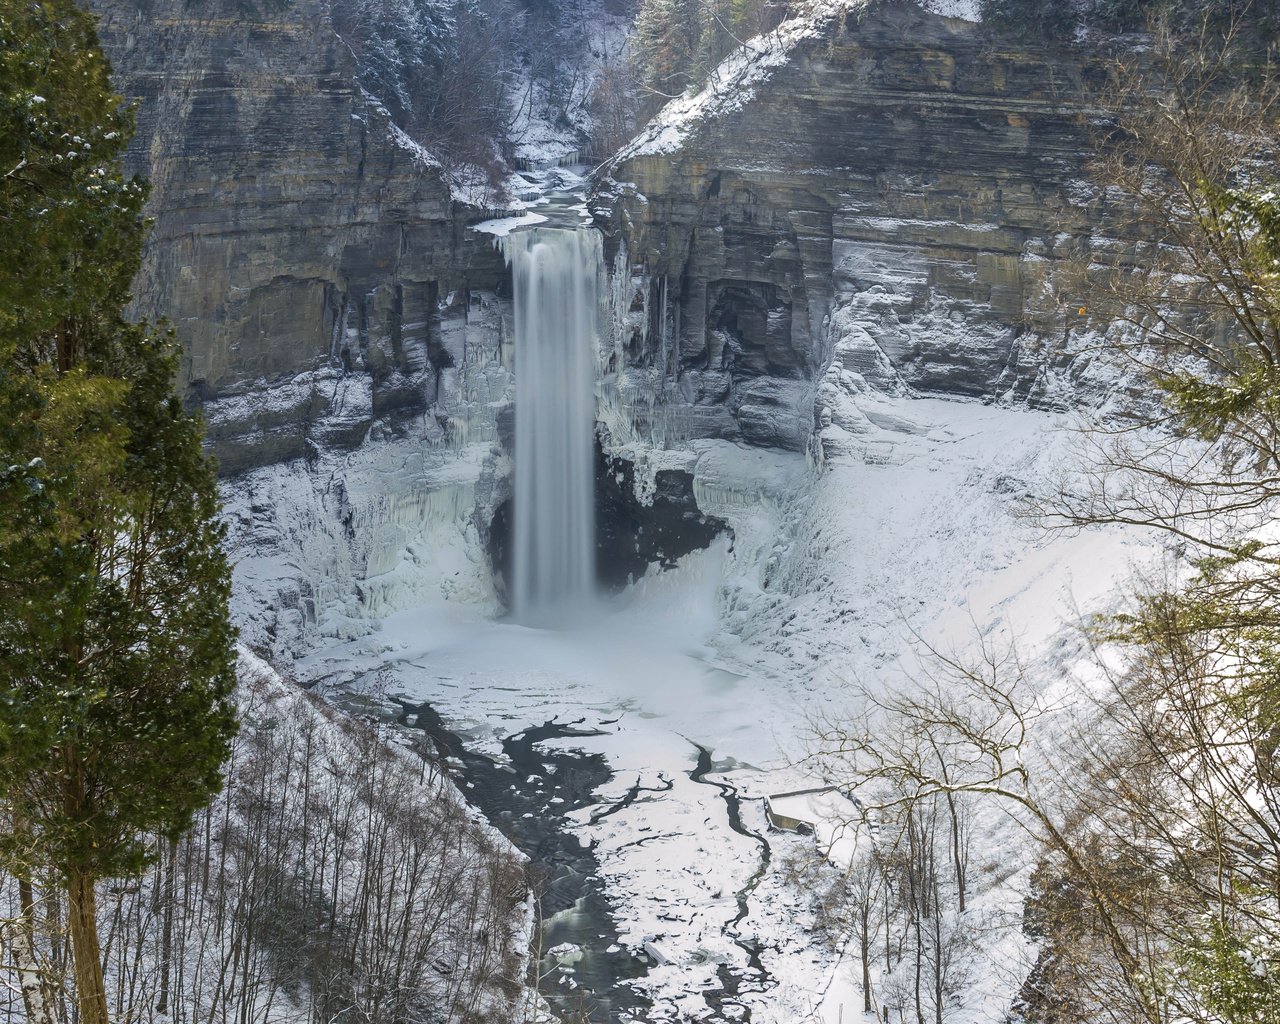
233, 374, 1161, 1021
0, 648, 537, 1024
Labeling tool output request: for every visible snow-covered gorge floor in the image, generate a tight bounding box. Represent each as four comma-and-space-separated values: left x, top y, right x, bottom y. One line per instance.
225, 390, 1157, 1024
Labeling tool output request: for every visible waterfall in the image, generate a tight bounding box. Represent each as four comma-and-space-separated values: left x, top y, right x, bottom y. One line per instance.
503, 225, 601, 624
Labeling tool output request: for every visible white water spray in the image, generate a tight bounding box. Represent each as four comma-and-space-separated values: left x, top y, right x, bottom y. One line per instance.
503, 226, 601, 624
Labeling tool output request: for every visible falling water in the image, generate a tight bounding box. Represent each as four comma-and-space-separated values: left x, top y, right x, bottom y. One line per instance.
503, 226, 601, 624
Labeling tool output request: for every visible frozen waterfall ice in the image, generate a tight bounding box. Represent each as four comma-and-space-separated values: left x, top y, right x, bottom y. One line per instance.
504, 225, 601, 624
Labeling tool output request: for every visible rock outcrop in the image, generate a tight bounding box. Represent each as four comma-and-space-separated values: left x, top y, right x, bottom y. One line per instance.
593, 0, 1126, 454
91, 0, 507, 473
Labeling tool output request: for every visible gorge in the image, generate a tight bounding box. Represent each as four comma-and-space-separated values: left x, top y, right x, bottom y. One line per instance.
52, 0, 1245, 1020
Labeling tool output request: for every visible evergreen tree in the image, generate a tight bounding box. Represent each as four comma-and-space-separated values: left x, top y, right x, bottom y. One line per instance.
979, 0, 1080, 40
0, 3, 238, 1023
632, 0, 772, 103
635, 0, 697, 97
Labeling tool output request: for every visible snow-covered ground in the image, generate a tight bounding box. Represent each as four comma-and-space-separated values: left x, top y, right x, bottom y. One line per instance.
232, 382, 1159, 1021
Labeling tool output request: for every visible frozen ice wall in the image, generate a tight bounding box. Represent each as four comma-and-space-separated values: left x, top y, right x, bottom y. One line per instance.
504, 226, 602, 623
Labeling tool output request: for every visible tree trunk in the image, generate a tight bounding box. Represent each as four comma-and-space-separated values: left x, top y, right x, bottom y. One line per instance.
944, 790, 965, 913
860, 917, 873, 1014
66, 868, 109, 1024
12, 875, 61, 1024
932, 905, 944, 1024
157, 839, 177, 1014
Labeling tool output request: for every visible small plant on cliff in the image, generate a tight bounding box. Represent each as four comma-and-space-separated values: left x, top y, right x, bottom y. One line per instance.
0, 3, 237, 1024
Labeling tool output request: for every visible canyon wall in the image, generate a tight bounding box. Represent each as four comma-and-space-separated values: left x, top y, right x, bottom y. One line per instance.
593, 0, 1126, 455
82, 0, 1148, 632
90, 0, 507, 474
91, 0, 1133, 477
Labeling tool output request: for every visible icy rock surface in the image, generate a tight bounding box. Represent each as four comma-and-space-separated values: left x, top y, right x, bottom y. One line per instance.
223, 290, 515, 657
238, 380, 1161, 1023
593, 0, 1155, 460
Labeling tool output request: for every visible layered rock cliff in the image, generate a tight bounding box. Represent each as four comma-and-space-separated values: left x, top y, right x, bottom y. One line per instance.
592, 0, 1126, 455
90, 0, 1138, 478
90, 0, 507, 474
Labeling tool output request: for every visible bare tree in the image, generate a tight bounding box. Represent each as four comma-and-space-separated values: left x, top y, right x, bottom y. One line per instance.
812, 597, 1280, 1024
2, 658, 532, 1024
0, 850, 61, 1024
810, 636, 1169, 1024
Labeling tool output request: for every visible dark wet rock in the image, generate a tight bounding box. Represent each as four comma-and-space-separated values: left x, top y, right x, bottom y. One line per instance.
595, 450, 730, 589
487, 441, 730, 602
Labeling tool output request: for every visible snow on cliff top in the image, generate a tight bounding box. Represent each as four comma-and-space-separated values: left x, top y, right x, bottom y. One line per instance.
616, 1, 852, 160
922, 0, 981, 20
615, 0, 980, 162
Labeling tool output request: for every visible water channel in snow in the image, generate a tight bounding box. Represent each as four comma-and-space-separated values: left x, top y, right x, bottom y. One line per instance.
396, 699, 654, 1022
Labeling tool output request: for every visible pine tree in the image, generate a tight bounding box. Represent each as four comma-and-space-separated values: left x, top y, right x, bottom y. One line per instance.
0, 3, 238, 1023
978, 0, 1080, 39
634, 0, 708, 97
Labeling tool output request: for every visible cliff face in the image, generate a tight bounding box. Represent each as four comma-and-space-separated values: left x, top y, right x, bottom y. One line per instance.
91, 0, 1130, 475
91, 0, 506, 474
593, 0, 1123, 454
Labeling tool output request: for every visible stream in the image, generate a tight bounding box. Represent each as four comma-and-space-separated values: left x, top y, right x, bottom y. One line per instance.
396, 699, 654, 1023
688, 744, 774, 1020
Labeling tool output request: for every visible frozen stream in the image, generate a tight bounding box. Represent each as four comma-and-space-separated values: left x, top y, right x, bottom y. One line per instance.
395, 700, 654, 1022
300, 546, 817, 1023
237, 394, 1163, 1023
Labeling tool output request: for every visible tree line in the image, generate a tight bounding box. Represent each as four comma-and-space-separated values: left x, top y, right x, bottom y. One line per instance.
979, 0, 1279, 44
328, 0, 798, 180
329, 0, 635, 177
783, 784, 977, 1024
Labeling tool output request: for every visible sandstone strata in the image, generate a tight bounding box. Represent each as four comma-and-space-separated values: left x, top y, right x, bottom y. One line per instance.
91, 0, 507, 473
593, 0, 1127, 454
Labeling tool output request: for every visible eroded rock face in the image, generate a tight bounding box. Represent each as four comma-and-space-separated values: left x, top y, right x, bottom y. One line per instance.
593, 0, 1125, 453
91, 0, 506, 473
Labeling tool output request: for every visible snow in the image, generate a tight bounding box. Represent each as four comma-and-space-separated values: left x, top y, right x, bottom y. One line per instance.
616, 3, 851, 160
230, 378, 1164, 1021
922, 0, 983, 20
0, 644, 535, 1024
472, 211, 550, 237
609, 0, 984, 165
386, 119, 442, 170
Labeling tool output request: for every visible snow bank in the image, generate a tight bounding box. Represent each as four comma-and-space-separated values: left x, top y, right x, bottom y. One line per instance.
921, 0, 982, 20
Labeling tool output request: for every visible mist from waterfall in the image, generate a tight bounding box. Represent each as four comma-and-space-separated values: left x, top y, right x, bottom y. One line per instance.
504, 225, 601, 625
